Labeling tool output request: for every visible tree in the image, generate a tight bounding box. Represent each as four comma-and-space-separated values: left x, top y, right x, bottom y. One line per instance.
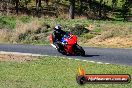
15, 0, 19, 14
69, 0, 75, 19
121, 0, 132, 21
112, 0, 118, 10
99, 0, 103, 18
20, 0, 31, 8
79, 0, 83, 16
45, 0, 49, 6
8, 0, 19, 14
36, 0, 41, 11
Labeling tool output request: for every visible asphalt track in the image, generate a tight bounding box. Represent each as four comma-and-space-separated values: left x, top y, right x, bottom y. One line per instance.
0, 44, 132, 66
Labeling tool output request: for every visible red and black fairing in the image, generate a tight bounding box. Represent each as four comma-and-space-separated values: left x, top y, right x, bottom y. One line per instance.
61, 34, 77, 55
49, 33, 85, 56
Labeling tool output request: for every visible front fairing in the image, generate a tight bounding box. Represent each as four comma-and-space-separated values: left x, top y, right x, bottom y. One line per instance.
61, 34, 78, 54
61, 34, 77, 45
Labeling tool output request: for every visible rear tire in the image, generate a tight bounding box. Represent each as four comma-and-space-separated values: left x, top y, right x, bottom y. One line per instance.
73, 44, 85, 56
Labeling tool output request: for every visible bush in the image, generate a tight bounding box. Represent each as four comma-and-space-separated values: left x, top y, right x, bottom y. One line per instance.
98, 31, 114, 40
0, 16, 16, 29
21, 33, 50, 44
20, 16, 32, 23
35, 26, 51, 34
93, 28, 102, 33
96, 27, 132, 40
0, 29, 12, 42
70, 24, 89, 36
16, 24, 52, 44
81, 33, 95, 39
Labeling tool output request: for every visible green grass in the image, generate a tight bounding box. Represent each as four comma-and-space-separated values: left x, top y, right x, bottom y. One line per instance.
41, 18, 132, 28
80, 33, 95, 39
19, 16, 32, 23
22, 40, 50, 45
97, 0, 124, 8
0, 15, 132, 48
0, 56, 131, 88
0, 16, 16, 29
93, 28, 102, 33
0, 15, 32, 30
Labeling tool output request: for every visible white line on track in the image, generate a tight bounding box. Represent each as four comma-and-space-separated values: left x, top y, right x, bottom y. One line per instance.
97, 62, 103, 64
67, 58, 72, 60
0, 51, 44, 56
0, 51, 110, 65
105, 63, 110, 64
82, 60, 87, 62
75, 59, 81, 61
89, 61, 95, 63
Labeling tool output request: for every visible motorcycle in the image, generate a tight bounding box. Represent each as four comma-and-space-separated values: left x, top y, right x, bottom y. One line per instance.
49, 32, 85, 56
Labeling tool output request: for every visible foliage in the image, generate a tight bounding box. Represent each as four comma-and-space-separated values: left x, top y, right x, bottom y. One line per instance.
19, 16, 32, 23
120, 0, 132, 20
0, 0, 131, 20
0, 16, 16, 29
70, 24, 89, 36
17, 24, 51, 44
19, 0, 31, 6
93, 28, 102, 33
81, 33, 95, 39
97, 26, 132, 40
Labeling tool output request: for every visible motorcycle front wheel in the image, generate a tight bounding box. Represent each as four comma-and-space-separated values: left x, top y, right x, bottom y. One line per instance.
73, 44, 85, 56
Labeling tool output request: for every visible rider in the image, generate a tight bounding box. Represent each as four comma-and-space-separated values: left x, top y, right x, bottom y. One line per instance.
52, 25, 66, 44
52, 25, 66, 53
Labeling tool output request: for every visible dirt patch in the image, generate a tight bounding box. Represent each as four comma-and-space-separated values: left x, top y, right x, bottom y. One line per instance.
82, 37, 132, 48
0, 54, 37, 62
101, 37, 132, 47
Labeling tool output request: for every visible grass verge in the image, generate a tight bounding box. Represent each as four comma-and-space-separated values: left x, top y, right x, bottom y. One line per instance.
0, 56, 131, 88
0, 15, 132, 48
0, 16, 16, 29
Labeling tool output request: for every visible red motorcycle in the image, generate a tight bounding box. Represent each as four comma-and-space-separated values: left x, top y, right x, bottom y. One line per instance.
49, 32, 85, 56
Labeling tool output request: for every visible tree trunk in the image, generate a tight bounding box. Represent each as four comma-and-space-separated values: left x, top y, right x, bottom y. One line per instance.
7, 2, 9, 15
36, 0, 41, 11
112, 0, 117, 10
69, 0, 75, 19
122, 0, 131, 21
0, 1, 3, 15
0, 1, 3, 13
79, 0, 83, 16
99, 0, 103, 19
39, 0, 41, 7
15, 0, 19, 14
36, 0, 38, 11
45, 0, 49, 6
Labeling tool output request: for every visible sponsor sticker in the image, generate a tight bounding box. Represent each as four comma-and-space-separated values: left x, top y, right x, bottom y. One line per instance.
76, 66, 131, 85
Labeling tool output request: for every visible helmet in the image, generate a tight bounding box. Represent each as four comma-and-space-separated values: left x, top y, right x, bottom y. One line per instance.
54, 25, 61, 31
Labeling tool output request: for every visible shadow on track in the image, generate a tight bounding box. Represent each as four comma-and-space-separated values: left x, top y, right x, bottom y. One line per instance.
64, 54, 100, 57
82, 54, 100, 57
